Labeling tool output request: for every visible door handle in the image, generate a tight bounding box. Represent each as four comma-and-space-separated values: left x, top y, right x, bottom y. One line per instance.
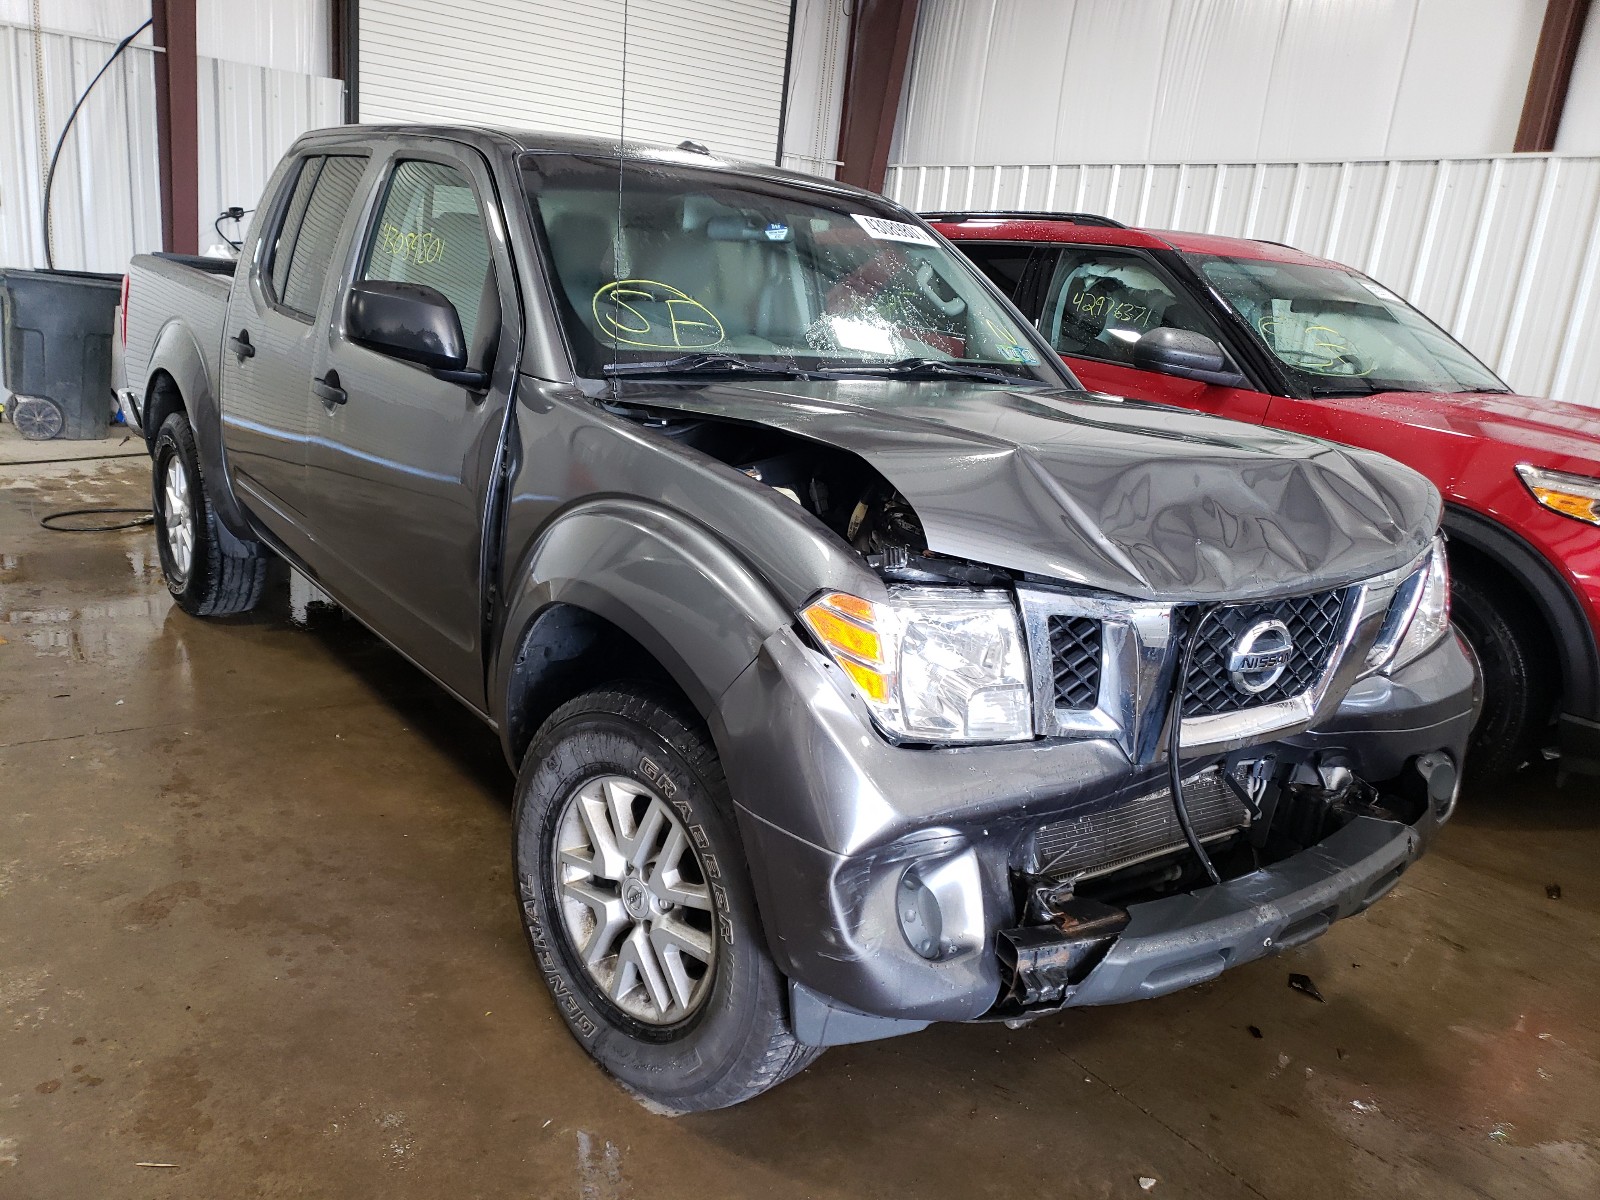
229, 329, 255, 360
313, 371, 347, 408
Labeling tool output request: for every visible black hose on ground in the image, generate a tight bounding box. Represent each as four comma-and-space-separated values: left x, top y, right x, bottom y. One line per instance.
41, 17, 153, 269
1167, 604, 1224, 887
39, 507, 154, 532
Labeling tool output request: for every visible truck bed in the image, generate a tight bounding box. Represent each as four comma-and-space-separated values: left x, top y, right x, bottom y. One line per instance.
123, 253, 232, 403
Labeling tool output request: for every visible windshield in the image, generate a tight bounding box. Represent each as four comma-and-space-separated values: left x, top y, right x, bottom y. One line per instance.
521, 154, 1051, 381
1194, 255, 1506, 396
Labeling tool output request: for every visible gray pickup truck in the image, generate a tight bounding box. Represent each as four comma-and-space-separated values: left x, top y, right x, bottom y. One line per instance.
121, 125, 1477, 1111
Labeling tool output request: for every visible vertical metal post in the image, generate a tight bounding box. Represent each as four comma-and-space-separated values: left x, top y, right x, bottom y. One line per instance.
331, 0, 359, 123
774, 0, 799, 166
151, 0, 198, 254
834, 0, 922, 191
1516, 0, 1593, 152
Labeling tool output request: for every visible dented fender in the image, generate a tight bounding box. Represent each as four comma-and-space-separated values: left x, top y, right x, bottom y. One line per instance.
489, 497, 796, 754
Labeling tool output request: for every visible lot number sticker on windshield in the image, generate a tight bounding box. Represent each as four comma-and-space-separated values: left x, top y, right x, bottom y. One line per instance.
851, 213, 937, 246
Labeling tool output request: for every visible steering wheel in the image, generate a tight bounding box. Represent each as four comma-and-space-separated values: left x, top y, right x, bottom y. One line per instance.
1276, 347, 1371, 377
915, 262, 967, 317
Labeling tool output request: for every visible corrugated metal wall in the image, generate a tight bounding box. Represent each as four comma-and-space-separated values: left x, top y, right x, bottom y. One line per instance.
195, 58, 343, 254
0, 3, 341, 273
887, 155, 1600, 408
894, 0, 1558, 165
779, 0, 850, 178
0, 22, 161, 273
359, 0, 794, 165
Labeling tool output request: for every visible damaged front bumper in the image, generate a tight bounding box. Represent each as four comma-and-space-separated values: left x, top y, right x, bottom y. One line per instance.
714, 623, 1476, 1046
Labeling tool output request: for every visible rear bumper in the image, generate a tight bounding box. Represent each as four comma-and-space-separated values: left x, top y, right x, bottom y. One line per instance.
115, 387, 145, 444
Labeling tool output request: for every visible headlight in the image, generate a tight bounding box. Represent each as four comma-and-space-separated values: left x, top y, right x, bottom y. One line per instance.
1517, 463, 1600, 527
801, 586, 1033, 743
1367, 537, 1451, 675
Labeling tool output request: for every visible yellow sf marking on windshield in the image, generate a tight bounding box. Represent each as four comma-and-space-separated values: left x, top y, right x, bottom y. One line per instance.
594, 280, 726, 349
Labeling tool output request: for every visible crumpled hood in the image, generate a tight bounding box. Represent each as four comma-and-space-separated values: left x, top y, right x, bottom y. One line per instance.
632, 381, 1441, 602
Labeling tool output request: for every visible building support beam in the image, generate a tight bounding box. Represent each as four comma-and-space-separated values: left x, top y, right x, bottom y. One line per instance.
331, 0, 359, 123
834, 0, 920, 192
151, 0, 198, 254
1516, 0, 1594, 152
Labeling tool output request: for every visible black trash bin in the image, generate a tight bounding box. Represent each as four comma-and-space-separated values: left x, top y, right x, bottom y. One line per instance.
0, 268, 122, 440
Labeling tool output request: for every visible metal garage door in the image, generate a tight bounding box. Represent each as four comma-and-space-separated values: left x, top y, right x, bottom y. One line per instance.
358, 0, 792, 165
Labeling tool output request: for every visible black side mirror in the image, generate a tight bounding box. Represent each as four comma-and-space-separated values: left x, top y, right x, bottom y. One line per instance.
1133, 327, 1247, 388
346, 280, 487, 387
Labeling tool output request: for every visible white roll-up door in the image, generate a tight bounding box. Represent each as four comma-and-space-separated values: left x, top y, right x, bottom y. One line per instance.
358, 0, 792, 165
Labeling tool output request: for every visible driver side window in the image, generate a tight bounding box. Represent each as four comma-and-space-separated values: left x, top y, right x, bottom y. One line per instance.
361, 160, 494, 352
1040, 248, 1214, 367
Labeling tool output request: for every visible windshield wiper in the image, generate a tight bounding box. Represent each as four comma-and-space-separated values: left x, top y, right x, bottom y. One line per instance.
602, 352, 821, 379
819, 357, 1030, 385
1305, 379, 1382, 397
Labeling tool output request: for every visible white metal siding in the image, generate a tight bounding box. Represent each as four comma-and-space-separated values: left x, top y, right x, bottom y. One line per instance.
0, 22, 342, 271
358, 0, 793, 165
779, 0, 849, 178
894, 0, 1548, 166
0, 22, 160, 273
888, 155, 1600, 410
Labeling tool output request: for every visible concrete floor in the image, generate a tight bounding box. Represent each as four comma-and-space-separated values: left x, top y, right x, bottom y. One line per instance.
2, 458, 1597, 1200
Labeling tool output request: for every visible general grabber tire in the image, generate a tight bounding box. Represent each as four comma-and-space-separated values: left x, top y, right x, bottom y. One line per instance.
152, 411, 269, 617
1450, 568, 1555, 780
512, 683, 821, 1111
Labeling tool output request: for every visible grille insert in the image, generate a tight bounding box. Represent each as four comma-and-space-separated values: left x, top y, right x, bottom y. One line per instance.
1181, 588, 1352, 718
1031, 772, 1248, 882
1048, 615, 1103, 710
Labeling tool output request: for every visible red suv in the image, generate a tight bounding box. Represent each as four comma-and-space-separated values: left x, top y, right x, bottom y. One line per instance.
930, 211, 1600, 780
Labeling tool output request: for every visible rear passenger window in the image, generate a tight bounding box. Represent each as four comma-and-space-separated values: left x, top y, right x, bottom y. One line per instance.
1040, 248, 1219, 367
267, 159, 319, 302
361, 161, 493, 348
281, 157, 367, 317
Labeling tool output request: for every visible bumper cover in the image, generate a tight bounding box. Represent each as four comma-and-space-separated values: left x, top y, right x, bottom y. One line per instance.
1062, 811, 1425, 1007
716, 626, 1475, 1030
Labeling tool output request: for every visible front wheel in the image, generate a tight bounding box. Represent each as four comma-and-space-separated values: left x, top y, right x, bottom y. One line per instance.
512, 684, 819, 1111
152, 412, 268, 616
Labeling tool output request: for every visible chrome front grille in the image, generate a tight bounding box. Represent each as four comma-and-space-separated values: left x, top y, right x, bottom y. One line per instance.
1180, 588, 1354, 718
1030, 771, 1248, 882
1018, 565, 1402, 757
1047, 615, 1102, 709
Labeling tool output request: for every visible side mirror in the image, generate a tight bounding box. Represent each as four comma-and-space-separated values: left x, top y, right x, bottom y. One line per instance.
1133, 327, 1247, 388
346, 280, 486, 387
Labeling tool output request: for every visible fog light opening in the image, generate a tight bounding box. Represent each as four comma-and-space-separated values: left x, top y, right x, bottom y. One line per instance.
1414, 750, 1460, 822
898, 868, 945, 960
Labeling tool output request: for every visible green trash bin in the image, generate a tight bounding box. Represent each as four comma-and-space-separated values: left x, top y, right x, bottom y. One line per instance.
0, 268, 122, 440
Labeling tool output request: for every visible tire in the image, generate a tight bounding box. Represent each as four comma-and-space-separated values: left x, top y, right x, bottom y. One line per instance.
512, 684, 820, 1111
1451, 568, 1555, 779
152, 411, 269, 617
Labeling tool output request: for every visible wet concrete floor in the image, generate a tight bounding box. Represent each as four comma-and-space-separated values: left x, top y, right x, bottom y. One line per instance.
2, 459, 1597, 1198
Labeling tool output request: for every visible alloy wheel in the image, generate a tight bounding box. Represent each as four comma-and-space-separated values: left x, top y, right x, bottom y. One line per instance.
161, 456, 194, 581
552, 774, 717, 1025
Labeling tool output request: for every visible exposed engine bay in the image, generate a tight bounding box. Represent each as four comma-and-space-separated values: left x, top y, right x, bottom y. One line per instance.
615, 402, 1004, 583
